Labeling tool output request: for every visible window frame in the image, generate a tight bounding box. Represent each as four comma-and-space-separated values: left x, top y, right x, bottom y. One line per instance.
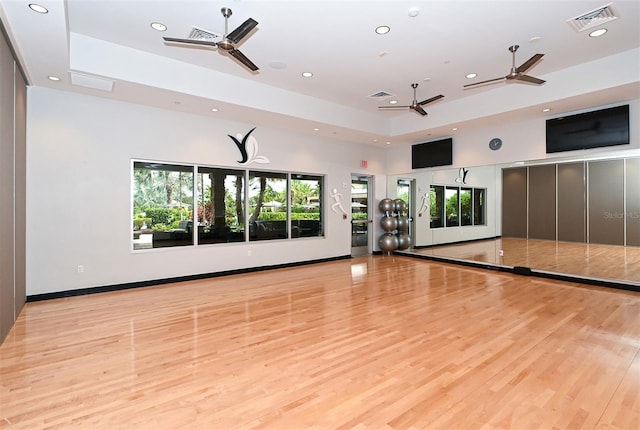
132, 160, 325, 251
429, 184, 487, 229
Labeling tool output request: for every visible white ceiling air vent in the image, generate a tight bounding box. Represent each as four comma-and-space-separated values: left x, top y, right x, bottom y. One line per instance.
567, 3, 618, 32
70, 72, 114, 92
188, 26, 222, 42
369, 91, 393, 99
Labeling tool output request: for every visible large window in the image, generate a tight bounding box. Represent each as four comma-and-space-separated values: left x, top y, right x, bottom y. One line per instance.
291, 174, 323, 238
460, 188, 472, 226
248, 171, 288, 241
429, 185, 444, 228
197, 167, 245, 244
445, 187, 459, 227
430, 185, 486, 229
133, 162, 194, 249
133, 162, 324, 249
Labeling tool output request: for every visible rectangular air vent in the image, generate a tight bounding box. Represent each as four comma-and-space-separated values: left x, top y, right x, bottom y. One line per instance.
567, 3, 618, 32
369, 91, 393, 99
188, 26, 222, 42
70, 72, 114, 92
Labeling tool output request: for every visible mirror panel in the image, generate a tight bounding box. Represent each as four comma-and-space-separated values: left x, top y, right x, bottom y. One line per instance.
388, 154, 640, 288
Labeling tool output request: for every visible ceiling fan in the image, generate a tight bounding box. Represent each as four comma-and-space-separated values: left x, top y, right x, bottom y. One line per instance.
464, 45, 545, 88
379, 83, 444, 116
163, 7, 259, 71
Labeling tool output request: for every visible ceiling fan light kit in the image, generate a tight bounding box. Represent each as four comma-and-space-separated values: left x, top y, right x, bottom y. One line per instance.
163, 7, 259, 71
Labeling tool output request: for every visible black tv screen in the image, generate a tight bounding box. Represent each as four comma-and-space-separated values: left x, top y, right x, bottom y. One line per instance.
546, 104, 629, 153
412, 138, 453, 169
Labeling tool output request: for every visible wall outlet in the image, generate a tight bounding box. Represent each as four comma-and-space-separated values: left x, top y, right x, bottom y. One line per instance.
77, 265, 84, 273
499, 250, 504, 257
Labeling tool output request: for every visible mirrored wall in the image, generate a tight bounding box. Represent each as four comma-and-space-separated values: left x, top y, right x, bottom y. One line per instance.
388, 151, 640, 289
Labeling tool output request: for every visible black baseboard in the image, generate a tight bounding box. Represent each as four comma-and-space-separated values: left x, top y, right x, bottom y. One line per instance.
412, 236, 502, 250
395, 251, 640, 293
27, 254, 352, 302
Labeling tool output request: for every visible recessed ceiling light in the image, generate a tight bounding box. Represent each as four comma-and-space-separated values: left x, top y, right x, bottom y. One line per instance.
529, 36, 542, 43
210, 108, 219, 112
375, 26, 390, 35
313, 128, 319, 131
542, 108, 551, 112
389, 100, 398, 105
408, 8, 420, 17
589, 28, 607, 37
452, 127, 458, 131
47, 76, 60, 81
385, 141, 391, 145
28, 4, 48, 13
302, 72, 313, 78
150, 22, 167, 32
465, 73, 477, 79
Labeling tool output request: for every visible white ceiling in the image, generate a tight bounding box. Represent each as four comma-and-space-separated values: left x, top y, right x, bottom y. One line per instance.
1, 0, 639, 147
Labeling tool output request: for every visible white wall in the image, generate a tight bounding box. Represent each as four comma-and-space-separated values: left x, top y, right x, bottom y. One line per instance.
26, 87, 387, 295
26, 88, 640, 295
386, 99, 639, 175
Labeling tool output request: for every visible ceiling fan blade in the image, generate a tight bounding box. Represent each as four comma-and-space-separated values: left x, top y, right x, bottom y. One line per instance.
227, 18, 258, 43
163, 37, 218, 47
412, 105, 428, 116
464, 76, 506, 88
378, 105, 410, 110
229, 48, 259, 71
516, 74, 546, 85
418, 94, 444, 106
516, 53, 544, 74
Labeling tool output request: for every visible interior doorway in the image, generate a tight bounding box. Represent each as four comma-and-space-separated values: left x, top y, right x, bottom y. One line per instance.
397, 178, 416, 249
351, 175, 372, 256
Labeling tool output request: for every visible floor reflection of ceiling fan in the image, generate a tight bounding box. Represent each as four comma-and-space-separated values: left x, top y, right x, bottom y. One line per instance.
464, 45, 545, 88
163, 7, 259, 71
379, 83, 444, 116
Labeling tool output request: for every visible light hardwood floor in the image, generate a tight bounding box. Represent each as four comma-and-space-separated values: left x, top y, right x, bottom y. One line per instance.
1, 255, 639, 429
407, 238, 640, 285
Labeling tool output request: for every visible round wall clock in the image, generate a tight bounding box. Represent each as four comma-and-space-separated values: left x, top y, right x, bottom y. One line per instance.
489, 138, 502, 151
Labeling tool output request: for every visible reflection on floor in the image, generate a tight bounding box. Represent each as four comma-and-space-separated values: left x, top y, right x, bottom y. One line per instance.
405, 238, 640, 286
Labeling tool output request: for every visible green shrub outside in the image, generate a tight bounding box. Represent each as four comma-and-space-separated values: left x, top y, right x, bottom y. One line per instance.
254, 211, 320, 221
134, 207, 190, 231
133, 217, 152, 230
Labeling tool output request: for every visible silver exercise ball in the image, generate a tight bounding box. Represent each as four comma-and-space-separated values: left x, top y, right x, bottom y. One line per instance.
379, 233, 398, 252
394, 199, 407, 213
379, 198, 395, 214
380, 215, 398, 232
397, 233, 411, 250
396, 215, 409, 232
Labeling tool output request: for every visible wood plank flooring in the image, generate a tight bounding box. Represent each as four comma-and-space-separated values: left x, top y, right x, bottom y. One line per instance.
408, 238, 640, 285
1, 255, 639, 429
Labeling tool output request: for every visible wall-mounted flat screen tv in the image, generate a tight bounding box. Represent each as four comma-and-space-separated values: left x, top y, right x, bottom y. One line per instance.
412, 138, 453, 169
546, 104, 629, 153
